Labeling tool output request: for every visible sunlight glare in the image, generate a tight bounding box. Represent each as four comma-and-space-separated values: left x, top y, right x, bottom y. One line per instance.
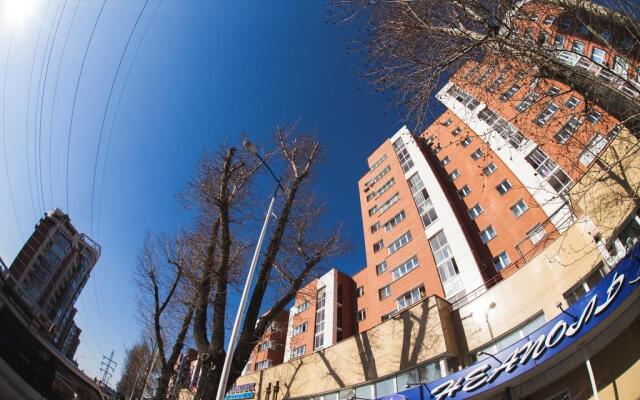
1, 0, 38, 27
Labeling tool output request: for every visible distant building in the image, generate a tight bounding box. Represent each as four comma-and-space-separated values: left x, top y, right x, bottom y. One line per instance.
243, 310, 289, 374
283, 268, 357, 362
6, 209, 100, 352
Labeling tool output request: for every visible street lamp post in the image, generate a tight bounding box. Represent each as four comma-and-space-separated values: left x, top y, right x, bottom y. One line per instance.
215, 140, 284, 400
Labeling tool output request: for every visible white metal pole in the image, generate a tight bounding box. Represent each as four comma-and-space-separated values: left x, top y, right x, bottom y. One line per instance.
215, 192, 277, 400
585, 358, 599, 400
140, 348, 159, 400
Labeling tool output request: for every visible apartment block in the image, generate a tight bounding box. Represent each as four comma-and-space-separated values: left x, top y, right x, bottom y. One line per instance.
6, 209, 100, 346
283, 269, 356, 362
244, 310, 289, 373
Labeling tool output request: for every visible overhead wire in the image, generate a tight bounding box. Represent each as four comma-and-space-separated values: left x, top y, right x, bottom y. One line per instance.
89, 0, 152, 238
64, 0, 108, 214
2, 29, 24, 238
36, 0, 70, 210
88, 0, 155, 352
35, 0, 68, 212
25, 0, 53, 218
47, 0, 81, 209
95, 0, 165, 238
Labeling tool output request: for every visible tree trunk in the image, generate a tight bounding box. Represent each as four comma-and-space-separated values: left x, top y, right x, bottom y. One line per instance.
194, 355, 224, 400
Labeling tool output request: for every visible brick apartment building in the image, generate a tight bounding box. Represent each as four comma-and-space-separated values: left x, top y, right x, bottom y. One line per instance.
5, 209, 100, 359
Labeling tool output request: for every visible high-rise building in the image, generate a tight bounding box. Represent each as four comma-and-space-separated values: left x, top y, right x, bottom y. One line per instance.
6, 209, 100, 343
230, 3, 640, 398
283, 269, 356, 362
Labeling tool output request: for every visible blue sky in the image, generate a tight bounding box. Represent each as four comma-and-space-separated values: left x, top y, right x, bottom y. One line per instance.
0, 0, 434, 383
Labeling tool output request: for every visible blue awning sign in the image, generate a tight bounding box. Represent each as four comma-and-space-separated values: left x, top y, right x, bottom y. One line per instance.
397, 246, 639, 400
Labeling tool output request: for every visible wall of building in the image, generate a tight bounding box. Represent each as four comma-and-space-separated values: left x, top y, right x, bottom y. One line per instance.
234, 296, 457, 399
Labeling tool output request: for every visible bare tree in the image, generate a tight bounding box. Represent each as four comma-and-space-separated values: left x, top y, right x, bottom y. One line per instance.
329, 0, 640, 130
135, 233, 195, 400
175, 126, 346, 400
116, 339, 154, 400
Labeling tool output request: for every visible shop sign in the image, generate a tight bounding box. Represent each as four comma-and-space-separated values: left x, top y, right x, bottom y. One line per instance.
392, 246, 639, 400
225, 383, 256, 400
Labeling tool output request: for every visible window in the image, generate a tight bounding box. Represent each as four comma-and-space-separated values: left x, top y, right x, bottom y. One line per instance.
496, 179, 512, 194
368, 206, 377, 217
554, 35, 565, 49
452, 127, 462, 136
369, 154, 387, 171
388, 231, 412, 255
397, 286, 426, 311
559, 19, 571, 30
392, 255, 420, 281
384, 210, 406, 232
475, 65, 495, 84
577, 24, 589, 35
408, 173, 438, 228
468, 203, 483, 220
481, 225, 497, 243
613, 56, 629, 78
356, 286, 365, 297
461, 136, 473, 148
579, 134, 607, 166
483, 162, 497, 176
381, 311, 395, 322
471, 148, 484, 160
528, 224, 546, 244
365, 165, 391, 188
515, 92, 539, 112
379, 285, 391, 300
599, 30, 611, 43
500, 83, 521, 101
255, 360, 272, 370
442, 118, 453, 126
440, 156, 451, 166
538, 32, 549, 46
571, 40, 585, 55
449, 169, 460, 180
564, 264, 608, 305
543, 15, 555, 25
292, 322, 308, 336
258, 341, 272, 351
314, 288, 326, 349
591, 47, 607, 65
376, 261, 387, 275
534, 102, 559, 126
357, 309, 366, 321
393, 138, 414, 173
291, 345, 306, 359
587, 109, 602, 124
370, 222, 380, 233
511, 199, 529, 217
373, 240, 384, 253
458, 185, 471, 198
565, 97, 580, 110
296, 301, 310, 313
378, 193, 400, 215
486, 66, 510, 92
554, 116, 583, 144
494, 251, 511, 270
429, 231, 462, 297
476, 314, 546, 360
525, 147, 572, 193
368, 178, 395, 201
446, 85, 481, 111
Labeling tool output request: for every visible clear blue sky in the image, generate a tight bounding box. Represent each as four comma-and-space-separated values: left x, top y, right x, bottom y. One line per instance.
0, 0, 436, 383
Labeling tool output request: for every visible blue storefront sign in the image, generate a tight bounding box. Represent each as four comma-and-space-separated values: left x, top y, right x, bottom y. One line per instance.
385, 245, 640, 400
225, 383, 256, 400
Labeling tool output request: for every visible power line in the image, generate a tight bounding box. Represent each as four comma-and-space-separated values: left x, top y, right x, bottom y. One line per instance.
47, 0, 81, 209
96, 0, 165, 238
90, 0, 152, 237
35, 0, 67, 212
1, 30, 24, 239
64, 0, 108, 214
25, 0, 53, 218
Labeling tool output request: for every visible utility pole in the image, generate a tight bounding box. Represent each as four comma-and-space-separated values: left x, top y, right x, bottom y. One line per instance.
100, 350, 118, 386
